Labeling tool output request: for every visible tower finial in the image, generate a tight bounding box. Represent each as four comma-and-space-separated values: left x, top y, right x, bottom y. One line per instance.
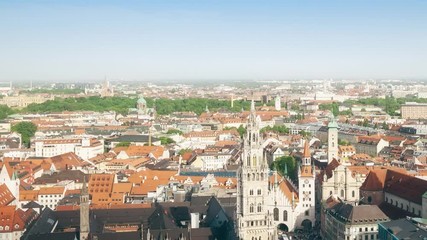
303, 138, 311, 158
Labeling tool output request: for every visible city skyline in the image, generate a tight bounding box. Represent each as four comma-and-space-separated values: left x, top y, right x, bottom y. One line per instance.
1, 0, 426, 81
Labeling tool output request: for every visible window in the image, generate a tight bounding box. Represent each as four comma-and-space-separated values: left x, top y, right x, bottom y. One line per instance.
367, 196, 372, 203
305, 210, 309, 216
257, 203, 262, 212
341, 189, 344, 197
250, 204, 254, 213
273, 208, 279, 221
250, 190, 253, 195
283, 210, 288, 221
352, 191, 355, 198
257, 189, 262, 195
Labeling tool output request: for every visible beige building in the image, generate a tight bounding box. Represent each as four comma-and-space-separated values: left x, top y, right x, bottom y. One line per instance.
355, 136, 389, 157
401, 102, 427, 119
322, 199, 389, 240
320, 162, 365, 203
0, 94, 54, 108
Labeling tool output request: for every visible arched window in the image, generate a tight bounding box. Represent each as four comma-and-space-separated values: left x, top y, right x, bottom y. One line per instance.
250, 204, 254, 213
273, 208, 279, 221
340, 189, 344, 197
283, 210, 288, 221
250, 190, 254, 195
352, 190, 355, 198
257, 189, 262, 195
257, 203, 262, 212
260, 173, 264, 180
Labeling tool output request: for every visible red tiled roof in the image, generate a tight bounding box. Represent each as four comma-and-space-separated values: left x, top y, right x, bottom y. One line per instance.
0, 206, 37, 232
0, 184, 15, 206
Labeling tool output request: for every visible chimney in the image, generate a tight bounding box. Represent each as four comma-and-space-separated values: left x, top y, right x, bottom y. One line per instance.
190, 212, 200, 229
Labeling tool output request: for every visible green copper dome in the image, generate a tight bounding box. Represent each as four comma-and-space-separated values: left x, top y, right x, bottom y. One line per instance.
137, 96, 147, 104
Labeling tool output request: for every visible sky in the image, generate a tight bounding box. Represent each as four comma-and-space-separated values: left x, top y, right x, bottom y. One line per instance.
0, 0, 426, 82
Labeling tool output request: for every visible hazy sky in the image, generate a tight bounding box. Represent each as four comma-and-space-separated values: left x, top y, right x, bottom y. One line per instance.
0, 0, 426, 81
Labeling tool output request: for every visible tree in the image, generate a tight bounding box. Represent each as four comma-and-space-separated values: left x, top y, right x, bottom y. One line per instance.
237, 125, 246, 138
159, 137, 175, 145
319, 102, 339, 116
271, 156, 297, 182
260, 125, 289, 134
166, 129, 183, 135
11, 122, 37, 148
300, 130, 311, 137
0, 105, 14, 120
178, 148, 192, 155
362, 118, 369, 127
338, 139, 349, 146
116, 142, 131, 147
382, 121, 389, 130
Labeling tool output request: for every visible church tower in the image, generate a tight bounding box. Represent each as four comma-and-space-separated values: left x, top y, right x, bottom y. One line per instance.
327, 116, 339, 163
274, 95, 281, 111
237, 100, 274, 240
80, 177, 90, 240
297, 139, 316, 228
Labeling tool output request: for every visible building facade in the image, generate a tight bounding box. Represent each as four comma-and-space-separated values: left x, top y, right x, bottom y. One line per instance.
237, 101, 275, 240
237, 101, 316, 239
401, 102, 427, 119
328, 118, 339, 163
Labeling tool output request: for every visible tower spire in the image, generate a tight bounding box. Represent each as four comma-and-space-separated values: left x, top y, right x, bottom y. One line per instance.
250, 99, 255, 113
80, 176, 89, 240
302, 139, 311, 166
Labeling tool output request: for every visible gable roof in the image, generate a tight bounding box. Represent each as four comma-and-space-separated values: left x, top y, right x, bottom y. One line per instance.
49, 152, 85, 171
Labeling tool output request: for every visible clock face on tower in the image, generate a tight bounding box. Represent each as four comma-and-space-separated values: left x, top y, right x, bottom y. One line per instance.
304, 179, 309, 184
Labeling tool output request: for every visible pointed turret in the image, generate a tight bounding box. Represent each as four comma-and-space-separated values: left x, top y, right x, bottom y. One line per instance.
303, 139, 311, 159
11, 171, 18, 181
302, 139, 311, 166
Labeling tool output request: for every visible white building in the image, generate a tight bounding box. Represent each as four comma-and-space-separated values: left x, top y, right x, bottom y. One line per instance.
34, 137, 104, 160
236, 101, 316, 239
37, 186, 66, 210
